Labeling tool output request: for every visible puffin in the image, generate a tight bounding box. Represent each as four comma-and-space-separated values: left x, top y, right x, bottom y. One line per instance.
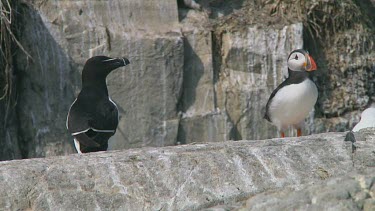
66, 56, 130, 153
264, 49, 318, 138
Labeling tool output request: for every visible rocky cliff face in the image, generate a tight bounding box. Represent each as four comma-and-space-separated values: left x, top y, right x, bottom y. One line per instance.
0, 0, 373, 159
0, 130, 374, 210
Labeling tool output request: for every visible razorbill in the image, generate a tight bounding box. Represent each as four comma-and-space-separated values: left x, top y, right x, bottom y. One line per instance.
66, 56, 130, 153
264, 49, 318, 138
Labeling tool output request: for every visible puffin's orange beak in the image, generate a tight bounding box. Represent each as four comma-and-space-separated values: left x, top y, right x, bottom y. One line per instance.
306, 55, 317, 71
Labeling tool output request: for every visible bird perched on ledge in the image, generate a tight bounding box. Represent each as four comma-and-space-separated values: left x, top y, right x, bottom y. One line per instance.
351, 107, 375, 132
67, 56, 130, 153
264, 49, 318, 138
344, 107, 375, 151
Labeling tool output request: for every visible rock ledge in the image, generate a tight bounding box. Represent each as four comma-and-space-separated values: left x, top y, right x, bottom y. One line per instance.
0, 130, 374, 210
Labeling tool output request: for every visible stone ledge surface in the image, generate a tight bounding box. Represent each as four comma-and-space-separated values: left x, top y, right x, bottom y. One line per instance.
0, 130, 374, 210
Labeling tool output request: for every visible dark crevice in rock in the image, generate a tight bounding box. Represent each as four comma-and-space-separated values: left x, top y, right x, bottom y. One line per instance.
15, 4, 37, 159
177, 36, 204, 113
344, 131, 357, 154
176, 118, 186, 145
353, 0, 375, 29
0, 0, 23, 161
105, 27, 111, 51
211, 30, 222, 109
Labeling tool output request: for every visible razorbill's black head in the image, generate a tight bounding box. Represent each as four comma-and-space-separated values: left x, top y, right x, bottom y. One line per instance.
67, 56, 130, 153
82, 56, 130, 86
264, 49, 318, 138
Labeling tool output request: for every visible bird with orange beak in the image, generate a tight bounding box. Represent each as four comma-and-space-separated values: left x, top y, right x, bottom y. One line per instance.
264, 49, 318, 138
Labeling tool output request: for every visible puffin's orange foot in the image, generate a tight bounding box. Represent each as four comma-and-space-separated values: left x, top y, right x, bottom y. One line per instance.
281, 132, 285, 138
297, 129, 302, 137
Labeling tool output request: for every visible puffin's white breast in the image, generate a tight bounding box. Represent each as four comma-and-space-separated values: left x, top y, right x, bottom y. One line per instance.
269, 79, 318, 129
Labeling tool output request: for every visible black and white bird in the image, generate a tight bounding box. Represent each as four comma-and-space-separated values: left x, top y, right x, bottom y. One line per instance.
264, 49, 318, 138
66, 56, 130, 153
344, 107, 375, 148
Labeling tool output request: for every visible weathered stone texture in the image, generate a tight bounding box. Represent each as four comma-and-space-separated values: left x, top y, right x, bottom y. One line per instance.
0, 130, 374, 210
231, 172, 375, 211
107, 35, 184, 149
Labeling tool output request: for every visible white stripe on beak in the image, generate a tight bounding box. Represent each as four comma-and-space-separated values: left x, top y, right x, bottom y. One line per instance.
102, 58, 117, 62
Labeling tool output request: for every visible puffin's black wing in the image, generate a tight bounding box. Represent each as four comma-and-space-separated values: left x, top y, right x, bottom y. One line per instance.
264, 71, 309, 122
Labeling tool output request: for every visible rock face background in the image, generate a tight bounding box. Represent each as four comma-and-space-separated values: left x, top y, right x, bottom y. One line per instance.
0, 0, 374, 160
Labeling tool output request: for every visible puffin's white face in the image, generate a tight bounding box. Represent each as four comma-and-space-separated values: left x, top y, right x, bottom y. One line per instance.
287, 52, 307, 71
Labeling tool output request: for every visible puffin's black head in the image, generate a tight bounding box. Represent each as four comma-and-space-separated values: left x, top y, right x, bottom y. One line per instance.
287, 49, 317, 72
82, 56, 130, 81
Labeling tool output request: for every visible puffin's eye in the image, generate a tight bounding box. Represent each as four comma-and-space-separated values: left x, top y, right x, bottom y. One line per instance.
294, 55, 298, 60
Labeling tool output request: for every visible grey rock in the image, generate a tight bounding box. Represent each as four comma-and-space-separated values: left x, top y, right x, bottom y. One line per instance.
0, 130, 374, 210
107, 34, 184, 150
236, 172, 375, 211
178, 111, 228, 144
180, 28, 215, 115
